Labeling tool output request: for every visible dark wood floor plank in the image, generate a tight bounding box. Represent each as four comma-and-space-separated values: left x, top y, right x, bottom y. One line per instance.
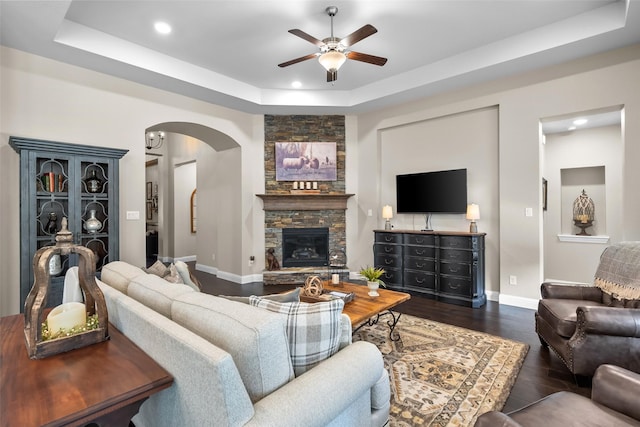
191, 266, 591, 413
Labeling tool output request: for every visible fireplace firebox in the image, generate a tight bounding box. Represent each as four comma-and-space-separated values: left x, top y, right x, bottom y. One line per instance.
282, 227, 329, 267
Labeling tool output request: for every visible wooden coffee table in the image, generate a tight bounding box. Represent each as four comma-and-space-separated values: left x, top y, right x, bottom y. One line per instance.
1, 314, 173, 427
321, 281, 410, 340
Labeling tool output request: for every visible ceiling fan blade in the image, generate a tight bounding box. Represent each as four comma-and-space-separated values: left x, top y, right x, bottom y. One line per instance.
341, 24, 377, 47
278, 53, 319, 68
327, 70, 337, 82
288, 29, 324, 47
346, 51, 387, 66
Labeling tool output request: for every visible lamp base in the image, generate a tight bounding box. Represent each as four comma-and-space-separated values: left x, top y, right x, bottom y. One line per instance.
469, 221, 478, 233
384, 219, 392, 230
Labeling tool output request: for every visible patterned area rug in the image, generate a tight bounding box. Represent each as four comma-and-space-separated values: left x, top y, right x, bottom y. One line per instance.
354, 314, 529, 427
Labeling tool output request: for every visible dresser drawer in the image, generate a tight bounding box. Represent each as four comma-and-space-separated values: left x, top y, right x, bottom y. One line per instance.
374, 243, 402, 256
375, 232, 402, 244
439, 262, 471, 277
375, 253, 402, 269
439, 236, 472, 249
439, 248, 472, 263
405, 256, 435, 272
405, 234, 436, 246
404, 270, 436, 290
380, 268, 402, 286
439, 276, 472, 296
405, 245, 436, 258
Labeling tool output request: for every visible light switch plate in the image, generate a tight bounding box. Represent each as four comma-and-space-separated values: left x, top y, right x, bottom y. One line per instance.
126, 211, 140, 220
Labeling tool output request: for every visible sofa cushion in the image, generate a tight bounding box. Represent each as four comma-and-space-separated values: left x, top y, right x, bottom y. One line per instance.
127, 274, 195, 318
218, 288, 300, 304
538, 298, 606, 338
101, 261, 146, 294
249, 296, 344, 376
171, 292, 294, 403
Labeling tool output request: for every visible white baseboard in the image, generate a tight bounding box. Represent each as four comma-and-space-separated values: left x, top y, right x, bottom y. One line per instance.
486, 290, 499, 302
195, 263, 218, 275
195, 263, 263, 285
175, 255, 197, 262
498, 293, 538, 310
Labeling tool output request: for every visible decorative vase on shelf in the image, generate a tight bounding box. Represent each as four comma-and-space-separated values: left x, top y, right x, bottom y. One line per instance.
85, 170, 103, 193
83, 209, 102, 234
367, 281, 380, 297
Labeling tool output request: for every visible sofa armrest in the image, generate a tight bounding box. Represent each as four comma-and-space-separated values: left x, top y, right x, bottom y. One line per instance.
474, 411, 523, 427
245, 341, 386, 427
574, 306, 640, 337
540, 282, 602, 302
591, 364, 640, 421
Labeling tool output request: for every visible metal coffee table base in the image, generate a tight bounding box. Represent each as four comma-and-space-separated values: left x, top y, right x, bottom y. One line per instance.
354, 310, 402, 341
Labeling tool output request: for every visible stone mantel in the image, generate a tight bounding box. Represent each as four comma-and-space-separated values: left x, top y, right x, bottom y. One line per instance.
256, 194, 354, 211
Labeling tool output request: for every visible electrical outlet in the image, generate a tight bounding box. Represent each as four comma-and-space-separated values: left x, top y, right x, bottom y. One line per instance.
212, 253, 216, 261
509, 275, 517, 285
126, 211, 140, 220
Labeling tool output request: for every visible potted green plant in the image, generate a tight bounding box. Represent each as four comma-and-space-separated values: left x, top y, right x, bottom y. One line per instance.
359, 266, 386, 297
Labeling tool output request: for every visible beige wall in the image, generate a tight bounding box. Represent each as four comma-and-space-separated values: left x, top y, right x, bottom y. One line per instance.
0, 46, 259, 316
353, 45, 640, 308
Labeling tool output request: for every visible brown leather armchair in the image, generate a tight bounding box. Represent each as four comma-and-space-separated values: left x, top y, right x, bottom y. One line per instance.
535, 243, 640, 377
475, 364, 640, 427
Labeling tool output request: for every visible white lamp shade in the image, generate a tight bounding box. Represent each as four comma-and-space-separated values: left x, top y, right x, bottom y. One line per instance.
318, 51, 346, 72
382, 205, 393, 219
466, 204, 480, 220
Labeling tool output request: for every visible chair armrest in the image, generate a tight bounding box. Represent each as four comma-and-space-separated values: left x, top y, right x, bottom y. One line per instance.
540, 282, 602, 302
474, 411, 523, 427
246, 341, 385, 427
592, 364, 640, 421
574, 306, 640, 337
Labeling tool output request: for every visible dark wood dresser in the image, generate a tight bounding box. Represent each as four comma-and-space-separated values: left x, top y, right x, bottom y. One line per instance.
374, 230, 486, 308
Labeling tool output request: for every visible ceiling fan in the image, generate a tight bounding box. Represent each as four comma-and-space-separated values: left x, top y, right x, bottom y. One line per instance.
278, 6, 387, 82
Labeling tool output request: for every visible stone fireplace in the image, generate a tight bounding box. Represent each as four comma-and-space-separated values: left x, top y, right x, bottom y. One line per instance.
261, 115, 349, 284
282, 227, 329, 267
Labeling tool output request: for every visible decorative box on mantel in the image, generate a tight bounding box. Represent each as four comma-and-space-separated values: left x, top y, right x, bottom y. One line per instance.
256, 193, 354, 211
24, 220, 109, 359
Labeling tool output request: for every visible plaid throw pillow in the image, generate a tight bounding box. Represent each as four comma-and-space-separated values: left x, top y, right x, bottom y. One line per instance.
249, 296, 344, 376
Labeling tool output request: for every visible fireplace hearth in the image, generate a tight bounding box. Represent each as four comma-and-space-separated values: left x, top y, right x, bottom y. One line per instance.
282, 227, 329, 268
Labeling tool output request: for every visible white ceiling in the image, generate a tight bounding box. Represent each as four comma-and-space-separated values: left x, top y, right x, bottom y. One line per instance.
1, 0, 639, 114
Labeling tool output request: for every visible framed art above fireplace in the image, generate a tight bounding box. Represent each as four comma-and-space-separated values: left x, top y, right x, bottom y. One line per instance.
275, 142, 337, 181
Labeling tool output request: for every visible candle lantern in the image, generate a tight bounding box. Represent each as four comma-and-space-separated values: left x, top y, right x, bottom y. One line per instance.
328, 248, 347, 287
24, 218, 109, 359
572, 189, 595, 236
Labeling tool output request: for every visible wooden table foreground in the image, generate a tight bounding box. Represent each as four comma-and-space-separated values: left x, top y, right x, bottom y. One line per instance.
1, 314, 173, 427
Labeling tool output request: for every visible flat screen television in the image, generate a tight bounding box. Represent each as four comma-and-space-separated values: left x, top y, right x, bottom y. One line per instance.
396, 168, 467, 214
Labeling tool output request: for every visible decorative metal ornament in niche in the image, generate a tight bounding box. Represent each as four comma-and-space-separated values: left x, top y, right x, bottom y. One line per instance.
573, 189, 595, 236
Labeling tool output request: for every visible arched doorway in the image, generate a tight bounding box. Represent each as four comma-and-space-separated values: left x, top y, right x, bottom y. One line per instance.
144, 122, 241, 276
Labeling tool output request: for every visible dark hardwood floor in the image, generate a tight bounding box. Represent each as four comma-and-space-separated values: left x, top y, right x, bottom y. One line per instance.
191, 266, 591, 413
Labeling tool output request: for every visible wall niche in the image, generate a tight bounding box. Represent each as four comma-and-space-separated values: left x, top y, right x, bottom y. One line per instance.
560, 166, 606, 238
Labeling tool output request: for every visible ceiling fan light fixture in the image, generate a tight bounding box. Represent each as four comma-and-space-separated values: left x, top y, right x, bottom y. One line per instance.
318, 50, 346, 72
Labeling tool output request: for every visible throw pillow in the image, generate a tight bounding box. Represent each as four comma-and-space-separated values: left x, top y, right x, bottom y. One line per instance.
145, 260, 169, 278
218, 288, 300, 305
249, 296, 344, 376
164, 263, 185, 284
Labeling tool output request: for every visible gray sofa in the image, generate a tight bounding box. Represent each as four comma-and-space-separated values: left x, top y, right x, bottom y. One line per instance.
97, 261, 390, 427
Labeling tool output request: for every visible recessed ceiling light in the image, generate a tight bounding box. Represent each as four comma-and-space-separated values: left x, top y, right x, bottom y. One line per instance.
573, 118, 588, 126
154, 21, 172, 35
568, 126, 577, 131
291, 81, 302, 88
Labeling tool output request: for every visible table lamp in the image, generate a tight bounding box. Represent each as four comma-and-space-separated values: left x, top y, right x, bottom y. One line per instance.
466, 204, 480, 233
382, 205, 393, 230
